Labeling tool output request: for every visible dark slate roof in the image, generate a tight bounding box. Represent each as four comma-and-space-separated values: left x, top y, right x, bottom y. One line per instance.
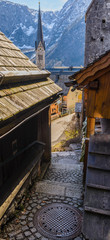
35, 3, 45, 50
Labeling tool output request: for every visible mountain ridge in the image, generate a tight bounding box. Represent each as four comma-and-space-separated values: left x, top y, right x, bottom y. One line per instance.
0, 0, 91, 67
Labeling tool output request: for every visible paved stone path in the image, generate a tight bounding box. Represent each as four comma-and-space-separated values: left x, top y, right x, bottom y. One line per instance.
0, 148, 85, 240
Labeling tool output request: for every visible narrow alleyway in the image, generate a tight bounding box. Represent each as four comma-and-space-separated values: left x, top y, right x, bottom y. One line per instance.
0, 147, 85, 240
51, 114, 74, 145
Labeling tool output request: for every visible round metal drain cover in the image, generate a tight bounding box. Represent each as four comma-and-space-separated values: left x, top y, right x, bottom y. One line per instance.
33, 203, 82, 240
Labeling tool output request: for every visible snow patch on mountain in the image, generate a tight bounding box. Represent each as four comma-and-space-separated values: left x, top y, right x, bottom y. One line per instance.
25, 26, 35, 36
19, 45, 34, 49
0, 0, 92, 66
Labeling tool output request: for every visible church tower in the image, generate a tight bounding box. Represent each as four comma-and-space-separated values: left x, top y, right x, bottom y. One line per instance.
84, 0, 110, 67
35, 2, 45, 69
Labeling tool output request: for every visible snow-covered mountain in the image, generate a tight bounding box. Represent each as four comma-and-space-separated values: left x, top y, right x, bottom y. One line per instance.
0, 0, 91, 67
0, 0, 58, 48
46, 0, 92, 66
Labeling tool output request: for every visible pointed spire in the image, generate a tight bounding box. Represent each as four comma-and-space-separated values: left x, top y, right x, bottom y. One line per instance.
35, 1, 45, 50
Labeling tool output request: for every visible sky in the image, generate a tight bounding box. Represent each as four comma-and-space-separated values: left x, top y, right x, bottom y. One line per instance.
8, 0, 67, 11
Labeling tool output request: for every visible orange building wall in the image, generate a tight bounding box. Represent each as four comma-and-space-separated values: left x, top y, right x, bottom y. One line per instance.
50, 103, 59, 115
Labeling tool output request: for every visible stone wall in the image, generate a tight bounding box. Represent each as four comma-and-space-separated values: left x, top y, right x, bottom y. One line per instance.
85, 0, 110, 67
50, 74, 70, 96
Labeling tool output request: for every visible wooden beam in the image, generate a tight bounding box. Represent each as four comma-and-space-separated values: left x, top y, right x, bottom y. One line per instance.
87, 72, 110, 119
76, 54, 110, 84
86, 117, 95, 138
78, 65, 110, 86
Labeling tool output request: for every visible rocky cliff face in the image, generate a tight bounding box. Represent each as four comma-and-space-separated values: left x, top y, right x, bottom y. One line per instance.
0, 0, 91, 67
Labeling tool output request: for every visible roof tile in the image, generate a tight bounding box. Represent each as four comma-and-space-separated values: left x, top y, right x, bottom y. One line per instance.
0, 32, 62, 123
0, 77, 62, 122
0, 32, 42, 80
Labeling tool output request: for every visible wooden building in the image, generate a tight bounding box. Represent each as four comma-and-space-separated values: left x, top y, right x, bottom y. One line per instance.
0, 32, 62, 219
68, 50, 110, 240
69, 50, 110, 130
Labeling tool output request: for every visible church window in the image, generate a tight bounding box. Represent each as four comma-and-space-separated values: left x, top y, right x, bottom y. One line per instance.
91, 36, 96, 41
102, 19, 106, 23
100, 37, 104, 42
38, 55, 43, 61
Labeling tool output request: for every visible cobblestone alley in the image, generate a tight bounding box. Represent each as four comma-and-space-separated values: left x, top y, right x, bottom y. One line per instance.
0, 147, 85, 240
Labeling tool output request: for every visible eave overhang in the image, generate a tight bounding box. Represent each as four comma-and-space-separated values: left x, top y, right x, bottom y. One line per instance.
0, 70, 50, 85
0, 77, 62, 125
67, 50, 110, 90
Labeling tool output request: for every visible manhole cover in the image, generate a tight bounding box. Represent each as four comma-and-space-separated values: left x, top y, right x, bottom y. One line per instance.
33, 203, 82, 240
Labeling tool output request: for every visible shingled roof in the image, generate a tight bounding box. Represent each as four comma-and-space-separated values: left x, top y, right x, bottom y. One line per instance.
0, 32, 62, 124
69, 50, 110, 87
0, 32, 48, 84
0, 78, 62, 122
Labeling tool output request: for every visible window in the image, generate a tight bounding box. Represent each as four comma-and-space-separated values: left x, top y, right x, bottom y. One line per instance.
91, 36, 96, 41
100, 37, 104, 42
38, 55, 43, 61
102, 19, 106, 23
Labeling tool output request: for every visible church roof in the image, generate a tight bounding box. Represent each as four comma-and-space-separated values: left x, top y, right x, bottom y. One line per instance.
35, 3, 45, 50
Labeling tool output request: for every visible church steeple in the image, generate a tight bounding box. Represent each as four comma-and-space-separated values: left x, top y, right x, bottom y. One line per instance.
35, 2, 45, 69
36, 2, 45, 50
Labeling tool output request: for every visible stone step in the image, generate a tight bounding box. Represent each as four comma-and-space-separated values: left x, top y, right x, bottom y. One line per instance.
35, 180, 83, 198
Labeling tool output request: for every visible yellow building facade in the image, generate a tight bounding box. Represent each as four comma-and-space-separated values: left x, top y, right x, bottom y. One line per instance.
67, 87, 82, 112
